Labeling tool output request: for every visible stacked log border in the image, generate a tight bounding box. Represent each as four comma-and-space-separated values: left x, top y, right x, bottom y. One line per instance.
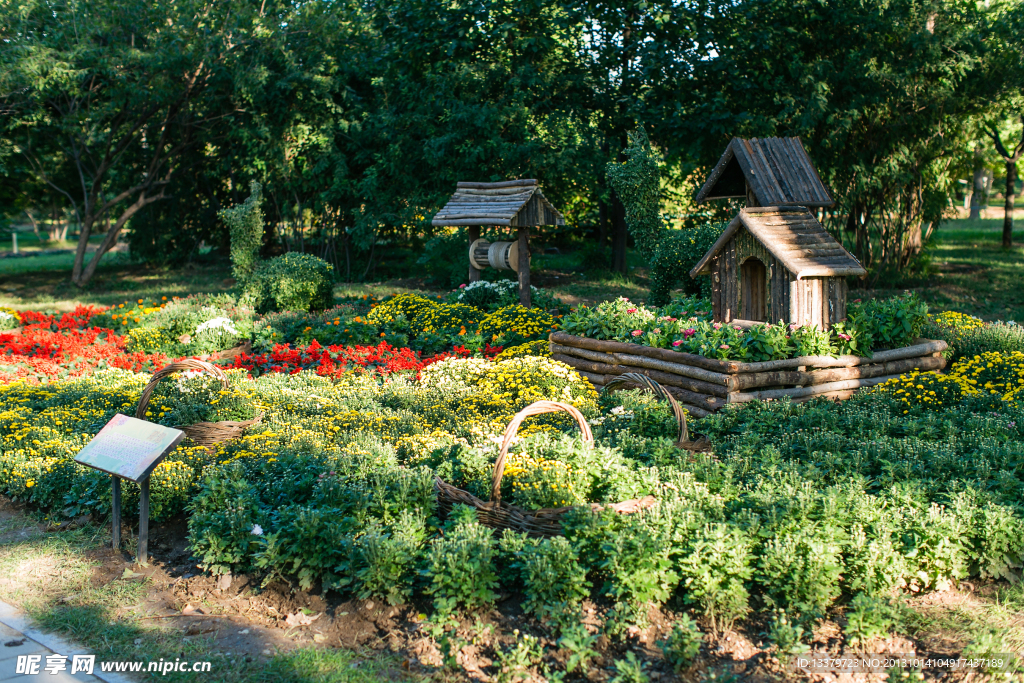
549, 332, 948, 419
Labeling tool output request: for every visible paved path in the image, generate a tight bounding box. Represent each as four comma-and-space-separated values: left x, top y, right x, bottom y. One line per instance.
0, 601, 132, 683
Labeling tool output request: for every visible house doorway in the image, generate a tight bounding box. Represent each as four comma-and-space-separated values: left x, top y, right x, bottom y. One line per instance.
740, 258, 767, 321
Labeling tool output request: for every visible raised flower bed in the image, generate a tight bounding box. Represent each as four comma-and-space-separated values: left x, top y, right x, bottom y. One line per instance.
549, 331, 947, 418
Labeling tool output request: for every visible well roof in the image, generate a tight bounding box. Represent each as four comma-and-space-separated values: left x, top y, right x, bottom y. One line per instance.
695, 137, 834, 208
689, 206, 866, 280
431, 180, 565, 227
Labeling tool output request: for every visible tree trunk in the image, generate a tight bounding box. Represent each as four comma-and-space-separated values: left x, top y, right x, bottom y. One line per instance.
598, 199, 609, 248
970, 143, 985, 220
1004, 159, 1016, 248
611, 192, 627, 275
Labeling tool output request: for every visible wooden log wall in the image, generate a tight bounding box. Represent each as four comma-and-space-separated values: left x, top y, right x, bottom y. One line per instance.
550, 332, 948, 418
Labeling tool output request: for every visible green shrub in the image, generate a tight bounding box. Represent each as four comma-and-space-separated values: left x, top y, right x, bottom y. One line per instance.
253, 504, 357, 591
843, 593, 900, 646
676, 523, 753, 630
352, 510, 426, 605
949, 323, 1024, 363
219, 181, 265, 284
648, 223, 724, 305
422, 506, 499, 614
244, 252, 334, 313
515, 536, 591, 623
848, 292, 928, 351
766, 609, 809, 667
757, 530, 844, 619
187, 465, 266, 576
418, 229, 470, 288
609, 652, 650, 683
599, 519, 679, 630
658, 614, 702, 672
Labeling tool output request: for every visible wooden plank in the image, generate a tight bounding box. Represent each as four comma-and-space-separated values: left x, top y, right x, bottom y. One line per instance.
551, 354, 726, 409
548, 332, 741, 373
760, 140, 797, 203
733, 350, 946, 393
468, 226, 481, 283
433, 218, 512, 226
729, 373, 903, 403
610, 352, 734, 388
775, 137, 818, 203
711, 256, 723, 321
517, 227, 530, 307
457, 179, 537, 189
750, 140, 789, 205
726, 339, 948, 373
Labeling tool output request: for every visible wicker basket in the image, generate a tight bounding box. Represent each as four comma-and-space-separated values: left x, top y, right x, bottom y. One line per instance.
136, 359, 263, 449
602, 372, 710, 452
434, 400, 656, 538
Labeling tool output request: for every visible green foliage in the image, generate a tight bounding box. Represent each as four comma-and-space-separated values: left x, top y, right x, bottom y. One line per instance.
677, 524, 753, 630
418, 229, 470, 288
557, 624, 598, 675
350, 510, 426, 605
848, 292, 928, 351
494, 631, 544, 683
607, 126, 663, 261
935, 321, 1024, 363
451, 280, 563, 314
220, 181, 265, 284
514, 536, 591, 624
599, 518, 679, 630
658, 615, 703, 673
843, 593, 901, 646
187, 465, 265, 576
766, 609, 809, 667
244, 253, 334, 313
422, 506, 499, 615
648, 223, 724, 305
609, 652, 650, 683
758, 531, 845, 619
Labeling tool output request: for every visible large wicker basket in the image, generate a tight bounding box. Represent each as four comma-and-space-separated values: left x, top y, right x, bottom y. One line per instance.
136, 359, 263, 449
602, 372, 710, 452
434, 400, 656, 538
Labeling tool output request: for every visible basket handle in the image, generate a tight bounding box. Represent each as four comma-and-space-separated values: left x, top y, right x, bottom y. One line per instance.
602, 372, 688, 444
136, 359, 230, 420
490, 400, 594, 502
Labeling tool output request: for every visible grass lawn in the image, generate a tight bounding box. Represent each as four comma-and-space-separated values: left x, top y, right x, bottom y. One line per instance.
885, 217, 1024, 322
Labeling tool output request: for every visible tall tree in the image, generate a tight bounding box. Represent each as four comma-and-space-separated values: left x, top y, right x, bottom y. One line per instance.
983, 109, 1024, 247
659, 0, 1016, 280
0, 0, 260, 285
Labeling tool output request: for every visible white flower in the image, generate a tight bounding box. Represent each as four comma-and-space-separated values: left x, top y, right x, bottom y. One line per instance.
0, 312, 16, 322
194, 317, 240, 337
611, 406, 626, 415
251, 524, 263, 536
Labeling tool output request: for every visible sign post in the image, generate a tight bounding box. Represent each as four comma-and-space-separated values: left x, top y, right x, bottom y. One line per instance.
74, 414, 184, 564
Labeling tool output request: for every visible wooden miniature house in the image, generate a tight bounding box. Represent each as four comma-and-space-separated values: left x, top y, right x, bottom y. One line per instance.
689, 138, 865, 330
431, 179, 565, 308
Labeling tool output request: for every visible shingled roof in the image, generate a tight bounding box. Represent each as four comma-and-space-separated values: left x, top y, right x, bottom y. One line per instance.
689, 206, 866, 280
695, 137, 834, 208
431, 180, 565, 227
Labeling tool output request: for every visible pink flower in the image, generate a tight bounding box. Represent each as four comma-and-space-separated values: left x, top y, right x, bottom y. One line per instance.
853, 298, 862, 303
713, 322, 722, 330
459, 284, 467, 289
683, 328, 696, 338
719, 344, 730, 349
734, 326, 742, 331
838, 333, 851, 341
626, 308, 637, 314
653, 328, 661, 334
631, 330, 643, 337
672, 340, 683, 347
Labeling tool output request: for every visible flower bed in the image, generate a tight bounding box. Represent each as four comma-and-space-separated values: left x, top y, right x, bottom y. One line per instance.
554, 294, 945, 416
0, 353, 1020, 648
